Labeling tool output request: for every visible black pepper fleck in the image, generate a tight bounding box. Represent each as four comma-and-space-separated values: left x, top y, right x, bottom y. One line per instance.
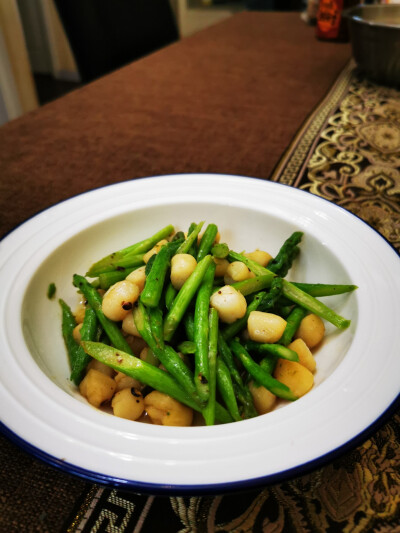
199, 374, 208, 385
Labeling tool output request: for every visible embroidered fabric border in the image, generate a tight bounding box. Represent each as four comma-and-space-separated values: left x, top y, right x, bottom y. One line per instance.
273, 61, 400, 251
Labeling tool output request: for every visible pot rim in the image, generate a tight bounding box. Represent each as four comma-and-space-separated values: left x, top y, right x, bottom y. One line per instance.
343, 4, 400, 31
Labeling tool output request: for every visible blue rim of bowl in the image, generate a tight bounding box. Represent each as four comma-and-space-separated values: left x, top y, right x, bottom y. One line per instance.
1, 393, 399, 495
1, 174, 399, 495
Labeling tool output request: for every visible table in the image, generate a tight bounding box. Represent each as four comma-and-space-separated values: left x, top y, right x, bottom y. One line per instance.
1, 11, 399, 533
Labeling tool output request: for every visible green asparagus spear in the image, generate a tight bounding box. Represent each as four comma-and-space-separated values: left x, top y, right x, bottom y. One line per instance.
59, 299, 79, 369
233, 383, 258, 419
143, 239, 183, 311
259, 356, 277, 375
267, 231, 303, 277
183, 311, 195, 341
214, 403, 234, 424
60, 298, 101, 384
97, 267, 138, 290
229, 338, 297, 401
276, 303, 295, 318
81, 341, 201, 411
258, 277, 284, 311
228, 250, 269, 277
163, 255, 213, 341
185, 222, 200, 257
282, 280, 351, 329
176, 221, 204, 254
132, 301, 154, 346
143, 254, 155, 277
193, 262, 216, 401
147, 306, 165, 349
228, 251, 351, 330
230, 274, 275, 296
279, 305, 307, 346
244, 340, 299, 362
216, 358, 242, 422
291, 282, 358, 297
217, 333, 244, 389
140, 240, 181, 308
164, 345, 204, 406
218, 333, 258, 419
101, 252, 145, 272
197, 224, 218, 261
202, 308, 219, 425
87, 252, 144, 277
133, 302, 202, 406
164, 282, 178, 311
70, 306, 99, 384
86, 224, 174, 276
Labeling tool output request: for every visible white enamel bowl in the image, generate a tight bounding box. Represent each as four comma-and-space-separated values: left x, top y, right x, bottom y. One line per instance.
0, 174, 399, 494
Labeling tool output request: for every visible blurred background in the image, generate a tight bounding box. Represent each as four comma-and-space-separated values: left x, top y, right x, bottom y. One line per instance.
0, 0, 397, 126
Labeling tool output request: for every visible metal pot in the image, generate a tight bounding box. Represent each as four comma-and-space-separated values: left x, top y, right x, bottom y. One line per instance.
343, 4, 400, 88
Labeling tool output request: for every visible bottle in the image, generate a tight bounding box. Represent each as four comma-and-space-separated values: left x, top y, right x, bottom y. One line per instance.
316, 0, 358, 41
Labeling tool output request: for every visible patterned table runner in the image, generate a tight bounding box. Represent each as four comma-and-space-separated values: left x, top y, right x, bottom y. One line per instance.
271, 60, 400, 251
67, 63, 400, 533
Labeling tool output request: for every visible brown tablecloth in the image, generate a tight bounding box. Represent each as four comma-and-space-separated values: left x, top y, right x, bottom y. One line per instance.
0, 11, 351, 238
0, 11, 399, 533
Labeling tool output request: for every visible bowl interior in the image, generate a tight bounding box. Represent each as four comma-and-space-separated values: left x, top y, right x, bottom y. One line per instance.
21, 201, 357, 412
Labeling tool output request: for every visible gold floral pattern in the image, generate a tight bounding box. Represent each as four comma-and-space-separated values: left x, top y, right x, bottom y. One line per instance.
164, 411, 400, 532
303, 74, 400, 251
